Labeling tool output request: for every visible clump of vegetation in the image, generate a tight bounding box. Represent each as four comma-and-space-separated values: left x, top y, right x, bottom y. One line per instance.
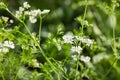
0, 0, 120, 80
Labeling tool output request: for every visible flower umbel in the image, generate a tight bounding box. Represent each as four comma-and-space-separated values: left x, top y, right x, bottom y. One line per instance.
71, 46, 83, 53
3, 40, 15, 49
23, 2, 31, 9
29, 16, 37, 23
72, 55, 77, 61
1, 16, 9, 22
0, 40, 15, 53
80, 55, 91, 63
63, 34, 74, 44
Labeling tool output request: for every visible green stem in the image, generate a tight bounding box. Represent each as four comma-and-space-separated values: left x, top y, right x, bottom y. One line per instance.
112, 20, 117, 57
39, 15, 42, 44
75, 1, 88, 79
81, 0, 88, 36
103, 4, 118, 79
75, 52, 81, 80
103, 57, 118, 79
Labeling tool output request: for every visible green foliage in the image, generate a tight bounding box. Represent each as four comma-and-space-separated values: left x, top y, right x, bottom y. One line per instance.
0, 0, 120, 80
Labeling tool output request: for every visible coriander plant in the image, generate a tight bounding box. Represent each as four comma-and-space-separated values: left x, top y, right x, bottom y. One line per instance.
0, 0, 120, 80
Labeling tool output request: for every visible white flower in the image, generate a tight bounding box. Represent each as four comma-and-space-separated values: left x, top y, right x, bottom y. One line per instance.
15, 11, 22, 18
0, 47, 9, 53
10, 19, 14, 23
86, 39, 93, 46
80, 55, 90, 63
1, 16, 9, 22
71, 46, 83, 53
72, 55, 77, 61
30, 9, 41, 16
41, 9, 50, 14
29, 16, 37, 23
81, 38, 93, 46
23, 2, 31, 9
19, 7, 24, 12
3, 40, 15, 49
24, 11, 31, 15
63, 34, 74, 44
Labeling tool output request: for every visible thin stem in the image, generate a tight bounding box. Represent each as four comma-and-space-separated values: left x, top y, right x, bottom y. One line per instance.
103, 3, 118, 79
39, 15, 42, 44
75, 0, 88, 79
81, 0, 88, 36
112, 20, 117, 57
103, 57, 118, 79
75, 52, 81, 80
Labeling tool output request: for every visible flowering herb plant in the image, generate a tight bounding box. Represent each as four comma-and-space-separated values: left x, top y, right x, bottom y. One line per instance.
0, 0, 120, 80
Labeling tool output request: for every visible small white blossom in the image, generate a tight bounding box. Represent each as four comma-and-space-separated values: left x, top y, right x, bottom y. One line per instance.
63, 34, 74, 44
86, 39, 93, 46
15, 11, 22, 18
29, 16, 37, 23
24, 11, 31, 15
71, 46, 83, 53
15, 2, 30, 18
1, 16, 9, 22
72, 55, 77, 61
80, 55, 90, 63
30, 9, 41, 16
41, 9, 50, 14
19, 7, 25, 12
3, 40, 15, 49
10, 19, 14, 23
0, 47, 9, 53
82, 39, 93, 46
23, 2, 31, 9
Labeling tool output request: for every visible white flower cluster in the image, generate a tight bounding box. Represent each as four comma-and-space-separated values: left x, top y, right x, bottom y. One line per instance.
62, 34, 74, 44
0, 40, 15, 53
74, 36, 93, 46
71, 55, 77, 61
71, 46, 83, 53
80, 55, 91, 63
62, 33, 93, 53
63, 34, 93, 46
15, 2, 31, 18
25, 9, 41, 23
15, 2, 50, 23
25, 9, 50, 23
71, 55, 91, 63
1, 16, 14, 23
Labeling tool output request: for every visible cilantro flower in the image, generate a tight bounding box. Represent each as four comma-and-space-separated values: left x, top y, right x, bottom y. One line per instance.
71, 46, 83, 53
